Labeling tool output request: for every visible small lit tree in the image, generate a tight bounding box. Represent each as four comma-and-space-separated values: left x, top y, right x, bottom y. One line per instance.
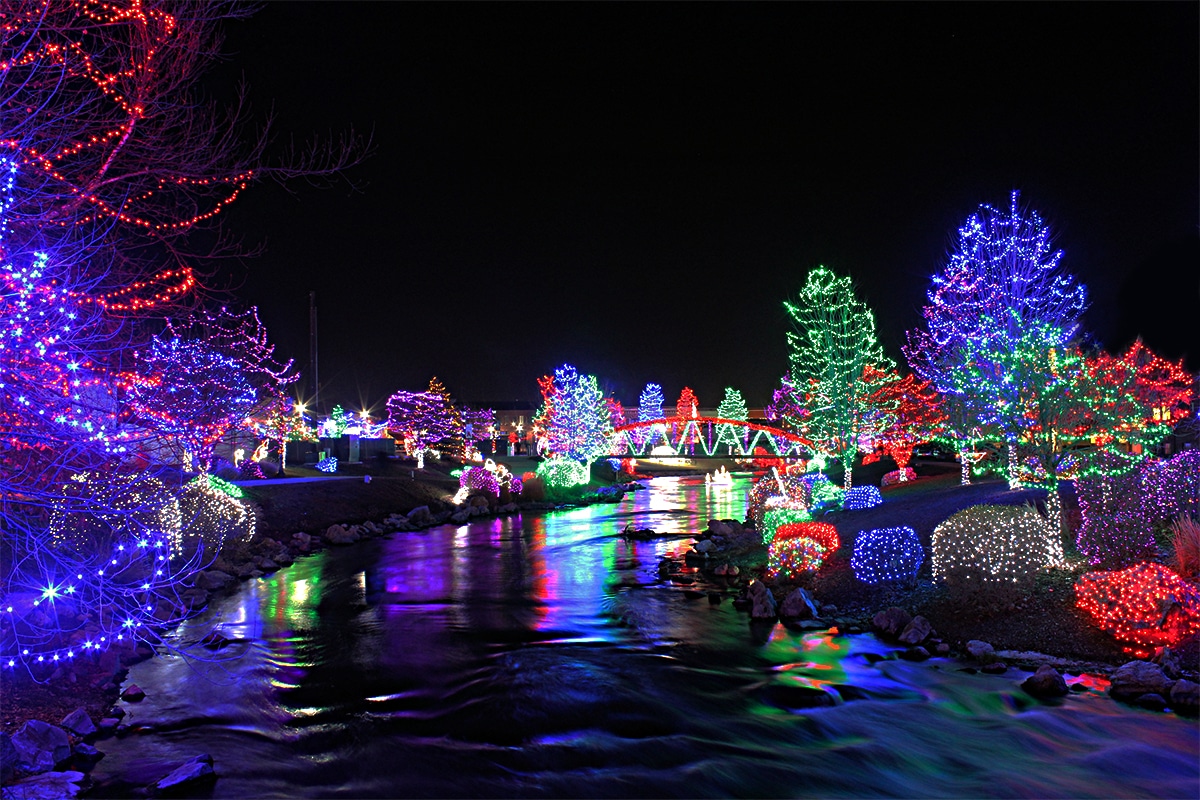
715, 387, 749, 452
545, 363, 613, 467
871, 371, 947, 480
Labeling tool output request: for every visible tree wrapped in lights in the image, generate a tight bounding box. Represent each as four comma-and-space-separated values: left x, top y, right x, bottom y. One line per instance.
675, 387, 699, 452
532, 373, 557, 455
428, 377, 466, 459
715, 387, 749, 451
637, 382, 666, 449
544, 363, 612, 468
784, 267, 894, 489
248, 399, 315, 471
386, 389, 455, 468
870, 372, 946, 480
903, 193, 1087, 481
766, 372, 809, 435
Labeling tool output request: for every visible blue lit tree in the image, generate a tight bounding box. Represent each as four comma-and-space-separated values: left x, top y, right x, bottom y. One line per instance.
546, 363, 613, 466
903, 192, 1088, 484
637, 381, 667, 448
785, 267, 894, 489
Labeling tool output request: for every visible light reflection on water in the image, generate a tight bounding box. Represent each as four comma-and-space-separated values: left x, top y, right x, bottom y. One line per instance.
88, 474, 1199, 799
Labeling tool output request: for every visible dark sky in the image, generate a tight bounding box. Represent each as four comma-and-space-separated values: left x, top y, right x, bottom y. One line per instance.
212, 2, 1198, 416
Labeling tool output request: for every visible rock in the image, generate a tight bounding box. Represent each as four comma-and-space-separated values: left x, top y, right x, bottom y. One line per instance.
1134, 692, 1168, 712
1, 733, 18, 783
151, 754, 215, 795
779, 587, 820, 620
97, 719, 120, 734
980, 662, 1008, 675
498, 503, 519, 514
1168, 678, 1199, 716
693, 539, 717, 554
763, 682, 837, 709
898, 615, 933, 646
708, 520, 733, 538
60, 708, 96, 737
966, 640, 997, 664
407, 505, 433, 525
11, 720, 71, 773
0, 770, 85, 799
871, 607, 912, 639
1156, 634, 1200, 680
1109, 660, 1171, 702
450, 509, 471, 523
935, 642, 951, 656
747, 580, 778, 620
322, 524, 359, 545
258, 558, 278, 572
193, 570, 233, 591
820, 604, 839, 616
71, 742, 103, 765
899, 646, 931, 661
707, 592, 722, 605
290, 531, 313, 551
1021, 665, 1069, 698
121, 684, 146, 702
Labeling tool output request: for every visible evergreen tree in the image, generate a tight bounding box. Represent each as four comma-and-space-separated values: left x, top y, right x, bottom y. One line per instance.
785, 267, 893, 489
546, 364, 613, 465
715, 387, 749, 451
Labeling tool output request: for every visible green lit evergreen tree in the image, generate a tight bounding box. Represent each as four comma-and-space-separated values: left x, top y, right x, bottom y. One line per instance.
785, 267, 894, 489
715, 387, 749, 452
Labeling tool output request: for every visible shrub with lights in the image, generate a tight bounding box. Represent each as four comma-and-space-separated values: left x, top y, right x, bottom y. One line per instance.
460, 466, 500, 498
747, 469, 812, 529
881, 468, 917, 486
931, 504, 1063, 600
536, 456, 590, 489
843, 485, 883, 511
767, 537, 826, 580
177, 475, 256, 559
803, 472, 844, 512
1075, 463, 1160, 569
761, 507, 813, 545
316, 456, 338, 473
851, 526, 924, 585
774, 522, 840, 554
1143, 451, 1200, 526
1075, 562, 1200, 655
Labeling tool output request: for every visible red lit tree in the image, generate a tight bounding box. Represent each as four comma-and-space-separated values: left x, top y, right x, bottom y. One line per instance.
871, 371, 947, 479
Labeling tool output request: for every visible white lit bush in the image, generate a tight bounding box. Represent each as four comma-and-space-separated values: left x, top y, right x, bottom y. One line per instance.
931, 503, 1058, 600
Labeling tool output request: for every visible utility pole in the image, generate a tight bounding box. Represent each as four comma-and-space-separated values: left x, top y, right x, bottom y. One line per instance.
309, 290, 319, 414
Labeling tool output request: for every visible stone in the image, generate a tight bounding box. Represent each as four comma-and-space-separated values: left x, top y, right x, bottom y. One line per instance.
1156, 634, 1200, 680
980, 662, 1008, 675
871, 607, 912, 639
693, 539, 716, 554
1168, 678, 1199, 716
11, 721, 71, 773
1021, 665, 1069, 698
898, 615, 933, 646
898, 646, 931, 661
966, 640, 997, 664
290, 531, 313, 551
71, 742, 102, 764
0, 770, 85, 799
97, 719, 120, 734
498, 503, 520, 514
708, 520, 733, 538
707, 592, 722, 605
151, 754, 215, 795
747, 580, 778, 620
780, 587, 820, 620
450, 509, 471, 523
60, 708, 96, 737
1109, 660, 1171, 702
322, 524, 359, 545
193, 570, 234, 591
1, 733, 18, 783
407, 505, 433, 525
120, 684, 146, 702
935, 642, 951, 656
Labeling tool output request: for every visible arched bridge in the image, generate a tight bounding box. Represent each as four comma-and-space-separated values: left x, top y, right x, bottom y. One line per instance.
609, 417, 815, 459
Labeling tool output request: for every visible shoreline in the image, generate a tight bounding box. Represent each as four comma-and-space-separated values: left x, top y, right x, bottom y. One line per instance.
3, 460, 1193, 793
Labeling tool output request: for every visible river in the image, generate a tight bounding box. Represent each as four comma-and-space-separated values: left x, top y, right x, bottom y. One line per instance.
86, 474, 1199, 798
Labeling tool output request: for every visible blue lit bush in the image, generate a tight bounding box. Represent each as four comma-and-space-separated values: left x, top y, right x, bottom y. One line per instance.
851, 526, 924, 585
843, 485, 883, 510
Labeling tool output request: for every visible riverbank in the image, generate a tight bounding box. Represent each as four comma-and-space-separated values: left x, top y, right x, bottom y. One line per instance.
2, 455, 1194, 790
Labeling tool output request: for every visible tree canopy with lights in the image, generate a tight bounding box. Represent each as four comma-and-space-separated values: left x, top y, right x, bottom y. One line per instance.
785, 267, 894, 488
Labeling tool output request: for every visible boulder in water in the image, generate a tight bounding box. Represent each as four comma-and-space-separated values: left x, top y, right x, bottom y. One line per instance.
871, 607, 912, 640
898, 615, 933, 645
966, 640, 997, 664
1021, 665, 1069, 698
780, 587, 819, 620
747, 580, 777, 620
1109, 660, 1170, 702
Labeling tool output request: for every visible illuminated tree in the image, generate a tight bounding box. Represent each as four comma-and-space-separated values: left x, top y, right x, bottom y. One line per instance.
385, 390, 455, 468
248, 398, 314, 470
766, 372, 807, 432
903, 193, 1087, 479
784, 267, 894, 489
715, 387, 749, 451
428, 377, 465, 459
870, 371, 947, 480
675, 386, 699, 452
531, 373, 557, 454
545, 363, 613, 466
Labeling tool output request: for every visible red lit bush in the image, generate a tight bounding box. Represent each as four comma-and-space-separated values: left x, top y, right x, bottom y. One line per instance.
774, 522, 840, 554
1075, 562, 1200, 653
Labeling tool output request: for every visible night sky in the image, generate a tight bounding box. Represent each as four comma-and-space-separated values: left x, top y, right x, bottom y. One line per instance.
211, 2, 1198, 416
